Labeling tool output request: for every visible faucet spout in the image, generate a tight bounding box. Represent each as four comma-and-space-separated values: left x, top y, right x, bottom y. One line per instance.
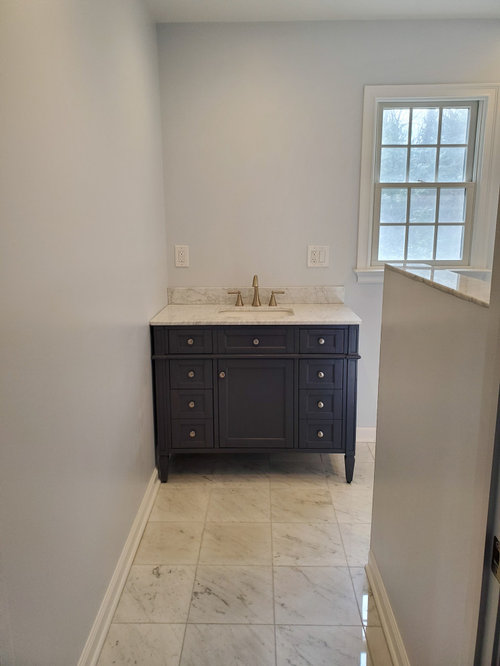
251, 274, 261, 307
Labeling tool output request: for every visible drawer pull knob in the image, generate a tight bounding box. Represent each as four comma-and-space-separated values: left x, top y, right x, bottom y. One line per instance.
187, 338, 194, 346
219, 371, 226, 379
188, 400, 195, 409
317, 401, 324, 409
317, 430, 324, 439
189, 430, 197, 438
318, 337, 325, 345
187, 370, 195, 378
317, 371, 325, 379
253, 338, 260, 346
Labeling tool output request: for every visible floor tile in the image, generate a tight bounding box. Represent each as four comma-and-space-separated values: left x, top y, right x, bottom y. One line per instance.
269, 453, 328, 487
365, 626, 393, 666
168, 454, 217, 484
271, 486, 336, 523
149, 485, 210, 522
134, 523, 204, 564
272, 522, 347, 566
339, 523, 371, 567
206, 486, 271, 522
199, 523, 272, 565
212, 453, 270, 484
356, 443, 375, 461
180, 624, 275, 666
328, 461, 374, 488
368, 442, 376, 459
330, 485, 373, 523
274, 566, 360, 625
276, 625, 368, 666
97, 623, 184, 666
349, 567, 381, 627
188, 565, 273, 624
320, 452, 346, 480
113, 565, 195, 623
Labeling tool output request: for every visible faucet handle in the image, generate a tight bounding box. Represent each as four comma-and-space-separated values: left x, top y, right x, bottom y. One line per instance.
269, 290, 285, 306
228, 290, 244, 306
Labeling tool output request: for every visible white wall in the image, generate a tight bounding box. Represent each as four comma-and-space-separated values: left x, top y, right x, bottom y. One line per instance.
0, 1, 167, 664
157, 19, 500, 426
371, 261, 499, 664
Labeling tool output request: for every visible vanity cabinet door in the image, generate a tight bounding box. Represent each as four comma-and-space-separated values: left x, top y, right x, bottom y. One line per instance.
217, 359, 294, 448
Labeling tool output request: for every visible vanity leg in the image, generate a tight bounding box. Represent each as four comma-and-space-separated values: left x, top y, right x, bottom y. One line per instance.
345, 454, 355, 484
158, 454, 172, 483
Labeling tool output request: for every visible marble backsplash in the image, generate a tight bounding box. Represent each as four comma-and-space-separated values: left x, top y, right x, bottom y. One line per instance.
167, 286, 344, 306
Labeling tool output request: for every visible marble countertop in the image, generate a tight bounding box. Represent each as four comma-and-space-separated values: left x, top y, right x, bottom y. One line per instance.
386, 264, 491, 307
150, 303, 361, 326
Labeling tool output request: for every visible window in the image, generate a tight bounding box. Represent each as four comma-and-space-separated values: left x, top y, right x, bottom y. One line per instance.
356, 85, 500, 283
374, 102, 477, 265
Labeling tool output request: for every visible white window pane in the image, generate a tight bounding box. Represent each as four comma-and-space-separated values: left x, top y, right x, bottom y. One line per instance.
438, 147, 466, 182
380, 148, 407, 182
441, 108, 469, 144
438, 188, 466, 223
409, 188, 436, 223
409, 148, 436, 182
380, 188, 407, 223
436, 225, 464, 260
378, 226, 406, 261
407, 226, 435, 260
411, 108, 439, 145
382, 108, 409, 145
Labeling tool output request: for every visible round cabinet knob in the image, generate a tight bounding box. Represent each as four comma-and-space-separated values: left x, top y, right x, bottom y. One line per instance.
317, 430, 324, 439
253, 338, 260, 346
187, 370, 195, 378
189, 430, 197, 438
318, 337, 325, 345
219, 371, 226, 379
317, 371, 325, 379
187, 338, 194, 346
188, 401, 195, 409
317, 401, 324, 409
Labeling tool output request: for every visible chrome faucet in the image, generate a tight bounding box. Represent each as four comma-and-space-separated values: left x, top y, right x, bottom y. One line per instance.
251, 275, 261, 306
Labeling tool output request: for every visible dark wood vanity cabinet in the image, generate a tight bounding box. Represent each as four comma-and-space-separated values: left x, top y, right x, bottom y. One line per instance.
151, 324, 359, 482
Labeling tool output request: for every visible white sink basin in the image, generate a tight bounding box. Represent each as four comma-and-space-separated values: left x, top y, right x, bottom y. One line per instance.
218, 306, 295, 319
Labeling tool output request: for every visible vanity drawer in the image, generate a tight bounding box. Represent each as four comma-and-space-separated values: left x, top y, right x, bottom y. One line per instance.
168, 328, 212, 354
299, 359, 343, 390
217, 326, 295, 354
170, 360, 212, 389
171, 420, 214, 449
299, 421, 343, 450
170, 390, 213, 419
299, 390, 343, 420
299, 328, 347, 354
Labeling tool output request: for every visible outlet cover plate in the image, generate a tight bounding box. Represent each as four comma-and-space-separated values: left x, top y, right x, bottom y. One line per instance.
308, 245, 329, 267
175, 245, 189, 268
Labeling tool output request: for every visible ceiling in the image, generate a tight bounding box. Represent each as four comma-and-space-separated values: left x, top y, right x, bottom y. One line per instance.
143, 0, 500, 22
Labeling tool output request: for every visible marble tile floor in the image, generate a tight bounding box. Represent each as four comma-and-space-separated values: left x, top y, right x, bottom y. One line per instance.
97, 443, 393, 666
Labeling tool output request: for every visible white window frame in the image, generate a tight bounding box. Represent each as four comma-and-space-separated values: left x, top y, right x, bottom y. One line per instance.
355, 84, 500, 284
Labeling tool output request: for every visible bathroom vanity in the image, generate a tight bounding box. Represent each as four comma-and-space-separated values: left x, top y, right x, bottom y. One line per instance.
150, 303, 360, 482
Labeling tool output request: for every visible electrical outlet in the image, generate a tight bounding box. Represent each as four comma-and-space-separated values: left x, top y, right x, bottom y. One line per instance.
175, 245, 189, 268
307, 245, 329, 267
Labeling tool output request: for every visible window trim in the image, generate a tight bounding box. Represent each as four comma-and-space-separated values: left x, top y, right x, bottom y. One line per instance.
355, 84, 500, 283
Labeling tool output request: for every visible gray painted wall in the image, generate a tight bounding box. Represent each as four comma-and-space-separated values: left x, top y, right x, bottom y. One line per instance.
0, 1, 167, 664
157, 19, 500, 426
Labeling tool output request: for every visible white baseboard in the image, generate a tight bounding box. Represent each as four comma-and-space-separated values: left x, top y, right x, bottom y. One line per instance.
357, 426, 376, 443
77, 469, 160, 666
366, 550, 411, 666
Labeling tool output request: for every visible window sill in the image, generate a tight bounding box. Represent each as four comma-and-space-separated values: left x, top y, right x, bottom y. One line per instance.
354, 265, 491, 285
354, 268, 385, 284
